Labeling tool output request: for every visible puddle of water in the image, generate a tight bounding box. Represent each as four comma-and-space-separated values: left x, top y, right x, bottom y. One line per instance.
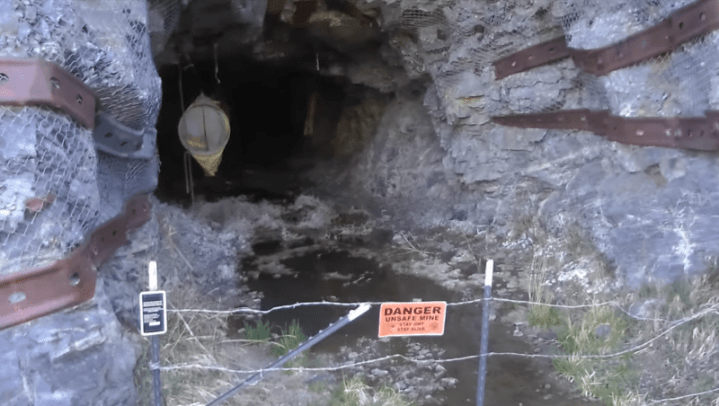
234, 245, 596, 406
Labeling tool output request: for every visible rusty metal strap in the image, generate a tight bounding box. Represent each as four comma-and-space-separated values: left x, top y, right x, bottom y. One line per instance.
0, 58, 97, 128
0, 57, 157, 158
492, 110, 719, 151
0, 195, 151, 330
494, 0, 719, 79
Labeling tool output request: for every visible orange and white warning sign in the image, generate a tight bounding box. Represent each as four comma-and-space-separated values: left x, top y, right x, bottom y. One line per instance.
378, 302, 447, 337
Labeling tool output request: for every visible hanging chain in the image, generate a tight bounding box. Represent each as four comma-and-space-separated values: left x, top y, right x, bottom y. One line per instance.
183, 151, 195, 206
213, 43, 221, 85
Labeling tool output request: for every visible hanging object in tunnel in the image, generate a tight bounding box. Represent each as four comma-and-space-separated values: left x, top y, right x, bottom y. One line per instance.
177, 93, 231, 177
304, 91, 318, 137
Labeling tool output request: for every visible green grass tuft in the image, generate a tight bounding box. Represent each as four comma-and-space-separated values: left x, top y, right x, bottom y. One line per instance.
528, 304, 562, 329
244, 319, 272, 342
273, 320, 308, 357
329, 375, 414, 406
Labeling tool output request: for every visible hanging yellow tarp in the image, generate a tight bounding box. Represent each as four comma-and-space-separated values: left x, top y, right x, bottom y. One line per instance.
177, 93, 231, 177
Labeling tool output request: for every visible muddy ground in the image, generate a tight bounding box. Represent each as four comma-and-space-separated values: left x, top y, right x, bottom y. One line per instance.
235, 236, 600, 406
139, 192, 609, 406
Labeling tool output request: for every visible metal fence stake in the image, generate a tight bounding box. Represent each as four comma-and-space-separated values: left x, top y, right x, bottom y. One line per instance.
141, 260, 167, 406
206, 303, 371, 406
151, 335, 162, 406
476, 259, 494, 406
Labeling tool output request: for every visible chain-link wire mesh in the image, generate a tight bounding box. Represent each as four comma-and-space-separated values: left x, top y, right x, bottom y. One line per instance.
148, 0, 183, 56
380, 0, 719, 121
0, 0, 168, 274
557, 0, 719, 118
382, 0, 719, 122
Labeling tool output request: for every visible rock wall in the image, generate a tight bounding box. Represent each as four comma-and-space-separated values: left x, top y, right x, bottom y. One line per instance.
343, 0, 719, 286
0, 282, 139, 406
0, 0, 164, 404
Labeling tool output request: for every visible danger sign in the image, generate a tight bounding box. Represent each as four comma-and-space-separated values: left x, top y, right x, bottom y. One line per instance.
378, 302, 447, 337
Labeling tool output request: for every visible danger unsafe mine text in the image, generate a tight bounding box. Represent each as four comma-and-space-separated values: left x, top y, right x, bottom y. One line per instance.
383, 306, 442, 322
378, 301, 446, 337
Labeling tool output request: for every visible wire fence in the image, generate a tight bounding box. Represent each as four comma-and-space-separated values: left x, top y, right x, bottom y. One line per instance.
163, 296, 719, 405
169, 297, 688, 324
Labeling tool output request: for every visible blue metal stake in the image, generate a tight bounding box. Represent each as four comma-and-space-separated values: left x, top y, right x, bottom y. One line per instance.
206, 303, 371, 406
476, 259, 494, 406
151, 335, 162, 406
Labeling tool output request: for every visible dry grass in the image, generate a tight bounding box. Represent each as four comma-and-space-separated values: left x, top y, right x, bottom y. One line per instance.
133, 285, 255, 406
328, 375, 414, 406
135, 202, 418, 406
392, 231, 429, 257
526, 241, 719, 405
132, 281, 416, 406
624, 274, 719, 405
527, 256, 562, 329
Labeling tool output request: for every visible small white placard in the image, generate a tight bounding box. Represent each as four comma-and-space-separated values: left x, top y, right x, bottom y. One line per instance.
139, 290, 167, 336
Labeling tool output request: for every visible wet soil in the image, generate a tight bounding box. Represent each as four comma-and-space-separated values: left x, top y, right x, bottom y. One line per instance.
233, 240, 601, 406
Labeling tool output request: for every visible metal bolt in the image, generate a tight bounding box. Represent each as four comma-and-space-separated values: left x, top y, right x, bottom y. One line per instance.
69, 273, 80, 286
9, 292, 26, 304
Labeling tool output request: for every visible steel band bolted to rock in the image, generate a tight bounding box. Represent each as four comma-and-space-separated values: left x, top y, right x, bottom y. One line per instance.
492, 0, 719, 152
494, 0, 719, 79
0, 57, 156, 329
492, 110, 719, 151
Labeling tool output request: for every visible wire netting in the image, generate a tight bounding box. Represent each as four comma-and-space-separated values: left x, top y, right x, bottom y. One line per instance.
0, 0, 174, 274
382, 0, 719, 122
148, 0, 182, 56
558, 0, 719, 117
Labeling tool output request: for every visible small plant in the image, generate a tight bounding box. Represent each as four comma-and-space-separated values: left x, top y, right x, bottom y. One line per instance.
551, 306, 638, 405
329, 375, 414, 406
662, 278, 692, 312
551, 353, 586, 382
527, 258, 562, 328
637, 283, 658, 299
564, 224, 598, 262
395, 232, 428, 256
528, 304, 562, 328
242, 319, 308, 370
244, 319, 271, 342
273, 320, 307, 357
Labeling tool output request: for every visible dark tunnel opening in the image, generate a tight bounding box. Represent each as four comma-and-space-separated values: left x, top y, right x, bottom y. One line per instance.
154, 55, 347, 204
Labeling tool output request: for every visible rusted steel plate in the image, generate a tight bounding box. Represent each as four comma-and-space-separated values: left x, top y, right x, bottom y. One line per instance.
671, 0, 719, 43
605, 114, 719, 150
571, 22, 674, 76
0, 195, 151, 330
0, 58, 97, 129
491, 109, 598, 131
494, 37, 569, 80
492, 110, 719, 151
494, 0, 719, 79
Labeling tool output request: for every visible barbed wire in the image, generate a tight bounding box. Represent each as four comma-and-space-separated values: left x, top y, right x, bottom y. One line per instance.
162, 298, 718, 405
162, 304, 716, 371
168, 297, 681, 323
